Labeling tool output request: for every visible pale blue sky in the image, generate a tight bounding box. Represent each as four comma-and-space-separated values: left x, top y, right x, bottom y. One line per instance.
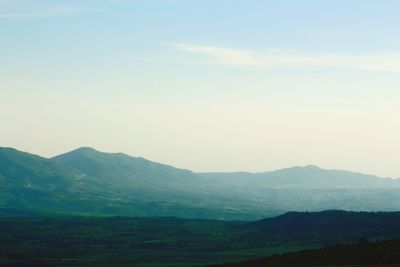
1, 0, 400, 177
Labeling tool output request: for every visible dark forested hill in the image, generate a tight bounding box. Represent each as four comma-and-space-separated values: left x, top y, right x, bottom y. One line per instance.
243, 210, 400, 244
208, 238, 400, 267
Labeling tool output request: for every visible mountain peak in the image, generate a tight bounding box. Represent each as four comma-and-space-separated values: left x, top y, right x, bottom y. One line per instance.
275, 164, 322, 173
303, 164, 321, 170
52, 147, 104, 162
72, 147, 98, 153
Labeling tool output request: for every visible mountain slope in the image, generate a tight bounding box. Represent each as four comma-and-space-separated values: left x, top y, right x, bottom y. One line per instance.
0, 147, 80, 190
0, 147, 87, 214
53, 147, 207, 192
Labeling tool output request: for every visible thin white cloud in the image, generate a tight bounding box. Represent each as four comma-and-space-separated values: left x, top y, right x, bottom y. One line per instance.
170, 43, 400, 73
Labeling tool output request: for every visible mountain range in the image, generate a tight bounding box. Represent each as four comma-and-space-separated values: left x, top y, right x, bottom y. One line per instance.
1, 146, 400, 219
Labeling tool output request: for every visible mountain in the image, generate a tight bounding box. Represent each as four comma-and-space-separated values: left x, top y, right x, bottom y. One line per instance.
1, 146, 400, 219
200, 165, 400, 189
2, 211, 400, 266
200, 166, 400, 213
0, 147, 263, 219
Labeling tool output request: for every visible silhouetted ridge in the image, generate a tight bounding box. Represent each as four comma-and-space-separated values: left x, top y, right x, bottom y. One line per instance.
243, 210, 400, 244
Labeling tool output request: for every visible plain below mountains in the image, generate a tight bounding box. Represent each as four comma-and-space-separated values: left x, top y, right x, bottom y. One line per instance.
1, 146, 400, 219
2, 210, 400, 266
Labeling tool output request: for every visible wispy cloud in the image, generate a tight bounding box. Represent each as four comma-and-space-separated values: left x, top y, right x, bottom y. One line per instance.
170, 43, 400, 73
170, 43, 264, 66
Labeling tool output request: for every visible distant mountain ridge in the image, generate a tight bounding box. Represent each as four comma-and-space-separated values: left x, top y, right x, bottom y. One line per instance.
200, 165, 400, 189
1, 146, 400, 219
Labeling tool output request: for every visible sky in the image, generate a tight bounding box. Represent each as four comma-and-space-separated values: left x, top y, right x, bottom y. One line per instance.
1, 0, 400, 177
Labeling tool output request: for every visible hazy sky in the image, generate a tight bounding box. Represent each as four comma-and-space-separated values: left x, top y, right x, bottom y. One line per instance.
1, 0, 400, 177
